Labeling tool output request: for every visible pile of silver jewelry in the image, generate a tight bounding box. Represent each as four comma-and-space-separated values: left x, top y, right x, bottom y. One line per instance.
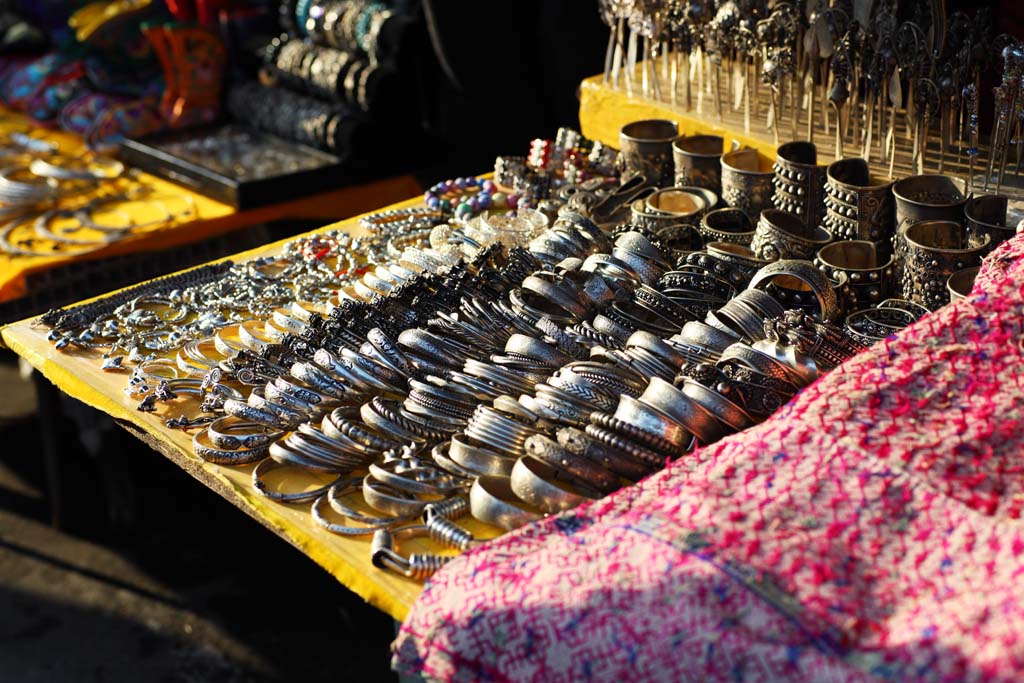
39, 123, 957, 581
0, 132, 198, 256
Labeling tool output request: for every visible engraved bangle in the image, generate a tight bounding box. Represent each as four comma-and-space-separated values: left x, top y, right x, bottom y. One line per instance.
273, 376, 340, 408
638, 376, 729, 445
448, 433, 517, 477
510, 456, 600, 514
717, 343, 804, 388
264, 381, 321, 415
272, 308, 308, 335
223, 398, 290, 429
558, 426, 660, 480
612, 394, 692, 449
238, 319, 277, 352
252, 458, 340, 503
207, 417, 283, 451
193, 428, 270, 465
749, 259, 842, 322
367, 328, 418, 378
523, 434, 620, 494
248, 391, 307, 425
368, 462, 459, 498
546, 373, 618, 412
290, 362, 347, 399
214, 325, 247, 357
469, 475, 544, 531
674, 320, 738, 354
262, 319, 288, 343
680, 379, 756, 432
431, 441, 481, 480
363, 476, 448, 517
311, 349, 380, 395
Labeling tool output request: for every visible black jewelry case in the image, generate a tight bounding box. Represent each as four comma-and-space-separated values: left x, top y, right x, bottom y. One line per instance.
119, 124, 346, 209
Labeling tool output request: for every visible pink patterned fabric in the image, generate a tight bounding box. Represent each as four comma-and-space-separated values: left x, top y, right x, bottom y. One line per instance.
393, 234, 1024, 683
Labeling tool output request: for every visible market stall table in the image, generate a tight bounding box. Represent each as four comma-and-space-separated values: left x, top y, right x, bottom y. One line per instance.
1, 195, 516, 622
0, 108, 421, 324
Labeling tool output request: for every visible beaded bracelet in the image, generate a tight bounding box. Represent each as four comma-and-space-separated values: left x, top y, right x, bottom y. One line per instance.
424, 177, 509, 219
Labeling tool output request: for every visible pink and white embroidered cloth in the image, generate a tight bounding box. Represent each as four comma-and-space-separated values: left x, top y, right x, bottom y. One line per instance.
393, 234, 1024, 683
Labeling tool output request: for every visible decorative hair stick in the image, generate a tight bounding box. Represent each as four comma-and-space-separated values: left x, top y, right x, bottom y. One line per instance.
640, 34, 649, 97
915, 79, 939, 175
805, 33, 818, 145
878, 65, 890, 163
734, 26, 755, 133
933, 63, 953, 174
683, 48, 691, 109
648, 36, 664, 101
600, 1, 616, 84
995, 44, 1023, 194
622, 25, 635, 94
670, 48, 678, 106
830, 32, 853, 159
887, 64, 903, 177
984, 44, 1018, 192
888, 67, 902, 178
695, 44, 704, 113
963, 82, 979, 193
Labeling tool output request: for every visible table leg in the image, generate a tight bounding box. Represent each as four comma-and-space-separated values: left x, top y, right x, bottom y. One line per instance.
31, 371, 63, 529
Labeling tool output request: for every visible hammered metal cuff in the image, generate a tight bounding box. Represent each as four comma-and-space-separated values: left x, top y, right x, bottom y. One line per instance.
772, 141, 827, 229
965, 194, 1015, 251
699, 207, 754, 247
899, 220, 990, 310
720, 148, 774, 223
673, 134, 724, 194
814, 240, 895, 309
751, 209, 833, 261
823, 158, 895, 246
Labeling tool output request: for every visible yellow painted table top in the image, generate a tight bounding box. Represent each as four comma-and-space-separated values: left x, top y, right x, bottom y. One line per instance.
0, 109, 423, 304
0, 110, 235, 302
1, 196, 505, 622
